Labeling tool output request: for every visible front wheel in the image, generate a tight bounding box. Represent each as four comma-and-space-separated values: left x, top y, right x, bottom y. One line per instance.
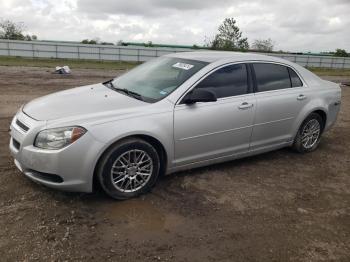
97, 138, 160, 200
292, 113, 324, 153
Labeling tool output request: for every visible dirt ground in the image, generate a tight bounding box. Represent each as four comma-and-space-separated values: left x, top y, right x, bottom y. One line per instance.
0, 66, 349, 262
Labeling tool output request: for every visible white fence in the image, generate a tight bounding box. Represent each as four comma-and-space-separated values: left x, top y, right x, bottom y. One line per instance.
1, 39, 350, 69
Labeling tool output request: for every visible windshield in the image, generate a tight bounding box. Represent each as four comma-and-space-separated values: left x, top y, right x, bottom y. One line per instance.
111, 57, 208, 103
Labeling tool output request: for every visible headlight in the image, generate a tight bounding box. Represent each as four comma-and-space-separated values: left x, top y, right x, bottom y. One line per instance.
34, 126, 86, 150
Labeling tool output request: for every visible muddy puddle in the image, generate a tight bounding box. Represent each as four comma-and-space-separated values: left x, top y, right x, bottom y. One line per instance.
96, 198, 188, 242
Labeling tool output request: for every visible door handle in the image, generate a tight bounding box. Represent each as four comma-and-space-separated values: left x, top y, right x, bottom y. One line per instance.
297, 94, 307, 101
238, 102, 253, 110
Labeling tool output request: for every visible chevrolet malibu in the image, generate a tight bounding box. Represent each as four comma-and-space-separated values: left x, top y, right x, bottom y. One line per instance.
9, 52, 341, 199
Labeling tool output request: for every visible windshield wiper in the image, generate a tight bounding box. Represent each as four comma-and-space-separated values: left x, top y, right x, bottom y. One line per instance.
114, 87, 144, 101
105, 80, 144, 101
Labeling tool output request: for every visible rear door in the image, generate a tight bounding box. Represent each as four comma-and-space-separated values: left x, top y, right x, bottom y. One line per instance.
173, 63, 256, 166
250, 63, 308, 150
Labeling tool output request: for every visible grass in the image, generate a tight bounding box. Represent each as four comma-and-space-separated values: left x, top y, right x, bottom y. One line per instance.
307, 67, 350, 77
0, 56, 350, 76
0, 56, 140, 70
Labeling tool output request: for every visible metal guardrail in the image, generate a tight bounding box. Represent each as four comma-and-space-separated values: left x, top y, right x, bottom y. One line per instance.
0, 39, 349, 69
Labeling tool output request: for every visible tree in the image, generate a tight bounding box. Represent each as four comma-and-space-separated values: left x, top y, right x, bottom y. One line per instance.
334, 48, 348, 57
252, 38, 274, 52
81, 39, 98, 44
192, 44, 200, 49
24, 34, 37, 41
144, 41, 154, 47
0, 20, 37, 40
100, 42, 114, 45
0, 20, 25, 40
207, 18, 249, 51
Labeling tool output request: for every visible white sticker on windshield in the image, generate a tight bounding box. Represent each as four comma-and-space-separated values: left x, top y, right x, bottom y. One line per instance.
172, 62, 194, 70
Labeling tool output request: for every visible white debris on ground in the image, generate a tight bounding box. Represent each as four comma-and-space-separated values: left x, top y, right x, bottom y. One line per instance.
54, 65, 71, 74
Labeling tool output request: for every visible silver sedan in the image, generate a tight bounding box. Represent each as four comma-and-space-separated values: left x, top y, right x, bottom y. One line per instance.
9, 52, 341, 199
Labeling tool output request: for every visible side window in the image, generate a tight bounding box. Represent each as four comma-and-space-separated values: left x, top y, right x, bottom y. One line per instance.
253, 63, 291, 92
195, 64, 248, 98
288, 68, 303, 87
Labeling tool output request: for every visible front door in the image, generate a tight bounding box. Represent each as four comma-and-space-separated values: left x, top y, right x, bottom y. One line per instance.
173, 63, 256, 166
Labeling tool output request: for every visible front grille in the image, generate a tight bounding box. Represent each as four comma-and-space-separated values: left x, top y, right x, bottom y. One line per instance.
12, 138, 20, 150
16, 119, 29, 132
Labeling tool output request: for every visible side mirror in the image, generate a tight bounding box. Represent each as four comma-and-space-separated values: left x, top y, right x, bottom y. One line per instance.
183, 89, 217, 104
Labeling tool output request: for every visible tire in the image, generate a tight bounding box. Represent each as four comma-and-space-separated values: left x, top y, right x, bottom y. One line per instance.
292, 113, 324, 153
97, 138, 160, 200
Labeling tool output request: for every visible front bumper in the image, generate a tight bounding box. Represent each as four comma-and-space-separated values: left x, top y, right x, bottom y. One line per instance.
9, 111, 105, 193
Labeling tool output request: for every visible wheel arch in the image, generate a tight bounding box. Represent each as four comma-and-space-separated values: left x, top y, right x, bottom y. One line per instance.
300, 108, 328, 132
312, 109, 327, 130
293, 107, 328, 141
92, 134, 168, 191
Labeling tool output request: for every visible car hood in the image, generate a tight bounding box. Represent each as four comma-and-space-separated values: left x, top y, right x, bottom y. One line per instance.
23, 83, 147, 121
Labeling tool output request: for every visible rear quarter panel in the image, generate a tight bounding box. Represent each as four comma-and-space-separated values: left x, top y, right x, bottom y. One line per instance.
292, 81, 341, 136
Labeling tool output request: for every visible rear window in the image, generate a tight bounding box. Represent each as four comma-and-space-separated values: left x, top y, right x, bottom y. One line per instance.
288, 68, 303, 87
253, 63, 291, 92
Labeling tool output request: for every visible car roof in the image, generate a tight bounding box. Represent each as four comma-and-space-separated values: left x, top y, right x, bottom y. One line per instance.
166, 51, 289, 64
165, 51, 323, 86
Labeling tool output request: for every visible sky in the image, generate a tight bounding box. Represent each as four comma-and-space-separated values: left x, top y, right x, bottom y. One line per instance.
0, 0, 349, 52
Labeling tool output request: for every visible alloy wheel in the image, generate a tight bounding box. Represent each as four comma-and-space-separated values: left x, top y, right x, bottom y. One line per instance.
110, 149, 153, 193
301, 119, 321, 149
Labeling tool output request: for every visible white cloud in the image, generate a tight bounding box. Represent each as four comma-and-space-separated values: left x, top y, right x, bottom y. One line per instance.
0, 0, 349, 52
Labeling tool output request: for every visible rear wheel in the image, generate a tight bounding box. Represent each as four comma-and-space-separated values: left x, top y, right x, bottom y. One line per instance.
292, 113, 324, 153
97, 138, 160, 200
